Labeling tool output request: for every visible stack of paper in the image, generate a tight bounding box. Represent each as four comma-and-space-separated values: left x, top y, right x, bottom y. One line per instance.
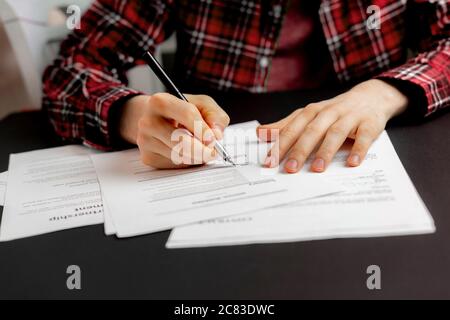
167, 129, 435, 248
0, 121, 435, 246
0, 171, 7, 206
91, 121, 340, 238
0, 146, 104, 241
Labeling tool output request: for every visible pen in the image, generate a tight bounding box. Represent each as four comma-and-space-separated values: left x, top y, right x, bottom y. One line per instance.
143, 51, 236, 166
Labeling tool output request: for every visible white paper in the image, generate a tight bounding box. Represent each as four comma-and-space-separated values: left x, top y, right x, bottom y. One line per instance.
0, 146, 104, 241
167, 131, 435, 248
0, 171, 7, 206
102, 192, 116, 236
92, 121, 340, 238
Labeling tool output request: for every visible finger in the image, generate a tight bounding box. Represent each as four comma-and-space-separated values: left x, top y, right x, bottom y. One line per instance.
312, 117, 358, 172
257, 109, 302, 142
347, 122, 382, 167
151, 93, 216, 145
187, 94, 230, 140
171, 132, 218, 165
141, 136, 176, 160
146, 117, 216, 153
140, 132, 217, 166
142, 117, 180, 149
140, 151, 190, 170
284, 108, 341, 173
265, 105, 324, 167
138, 117, 217, 164
138, 132, 190, 169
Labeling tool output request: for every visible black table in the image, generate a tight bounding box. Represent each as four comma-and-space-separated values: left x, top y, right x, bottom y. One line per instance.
1, 89, 449, 300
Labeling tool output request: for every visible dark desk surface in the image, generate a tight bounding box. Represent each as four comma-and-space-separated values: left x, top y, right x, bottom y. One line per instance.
1, 89, 449, 299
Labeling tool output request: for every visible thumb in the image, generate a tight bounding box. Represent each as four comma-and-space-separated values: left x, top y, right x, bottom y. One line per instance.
186, 94, 230, 140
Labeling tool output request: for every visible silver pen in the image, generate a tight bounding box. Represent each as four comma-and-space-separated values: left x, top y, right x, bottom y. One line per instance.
143, 51, 236, 166
213, 139, 236, 166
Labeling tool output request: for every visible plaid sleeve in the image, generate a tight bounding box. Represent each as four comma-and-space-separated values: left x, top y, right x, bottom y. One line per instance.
42, 0, 175, 150
376, 0, 450, 117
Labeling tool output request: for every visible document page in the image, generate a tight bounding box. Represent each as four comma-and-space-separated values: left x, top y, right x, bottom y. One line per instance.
167, 131, 435, 248
0, 171, 7, 206
92, 121, 340, 237
102, 195, 116, 236
0, 146, 104, 241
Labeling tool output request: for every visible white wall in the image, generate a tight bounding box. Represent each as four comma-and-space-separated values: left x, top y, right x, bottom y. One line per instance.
0, 0, 176, 120
0, 23, 31, 119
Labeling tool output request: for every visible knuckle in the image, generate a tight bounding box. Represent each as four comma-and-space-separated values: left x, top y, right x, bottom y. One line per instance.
151, 92, 169, 104
198, 94, 215, 104
182, 104, 198, 120
322, 107, 340, 119
281, 127, 298, 140
328, 124, 346, 136
305, 102, 320, 110
359, 122, 379, 137
293, 108, 303, 116
303, 103, 321, 114
304, 122, 321, 135
215, 112, 230, 126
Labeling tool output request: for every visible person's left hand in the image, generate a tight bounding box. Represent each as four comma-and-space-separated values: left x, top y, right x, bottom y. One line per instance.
257, 79, 409, 173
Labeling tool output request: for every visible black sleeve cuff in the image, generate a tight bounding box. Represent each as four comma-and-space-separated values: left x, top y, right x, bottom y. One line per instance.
377, 77, 428, 121
108, 93, 141, 150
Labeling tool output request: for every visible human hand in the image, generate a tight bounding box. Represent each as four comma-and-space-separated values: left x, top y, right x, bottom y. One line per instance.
258, 79, 409, 173
120, 93, 230, 168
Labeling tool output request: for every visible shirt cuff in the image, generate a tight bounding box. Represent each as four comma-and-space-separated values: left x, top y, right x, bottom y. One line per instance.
83, 86, 143, 151
375, 76, 428, 120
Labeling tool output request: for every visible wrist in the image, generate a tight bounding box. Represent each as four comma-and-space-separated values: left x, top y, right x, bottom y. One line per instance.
369, 79, 409, 118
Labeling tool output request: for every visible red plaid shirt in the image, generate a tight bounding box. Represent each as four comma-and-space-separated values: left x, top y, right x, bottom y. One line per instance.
43, 0, 450, 150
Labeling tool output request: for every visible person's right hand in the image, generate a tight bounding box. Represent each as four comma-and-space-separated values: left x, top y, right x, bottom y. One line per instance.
119, 93, 230, 169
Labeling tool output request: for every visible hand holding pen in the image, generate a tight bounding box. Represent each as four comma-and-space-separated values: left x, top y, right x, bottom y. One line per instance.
143, 51, 236, 166
118, 53, 233, 169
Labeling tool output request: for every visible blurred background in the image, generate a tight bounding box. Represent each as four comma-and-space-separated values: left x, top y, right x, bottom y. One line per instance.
0, 0, 175, 121
0, 23, 30, 119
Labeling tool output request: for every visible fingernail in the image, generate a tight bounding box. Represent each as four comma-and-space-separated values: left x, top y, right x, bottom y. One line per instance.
213, 123, 224, 132
285, 159, 298, 172
264, 156, 273, 168
204, 131, 215, 144
349, 154, 361, 166
312, 158, 325, 172
212, 124, 224, 140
